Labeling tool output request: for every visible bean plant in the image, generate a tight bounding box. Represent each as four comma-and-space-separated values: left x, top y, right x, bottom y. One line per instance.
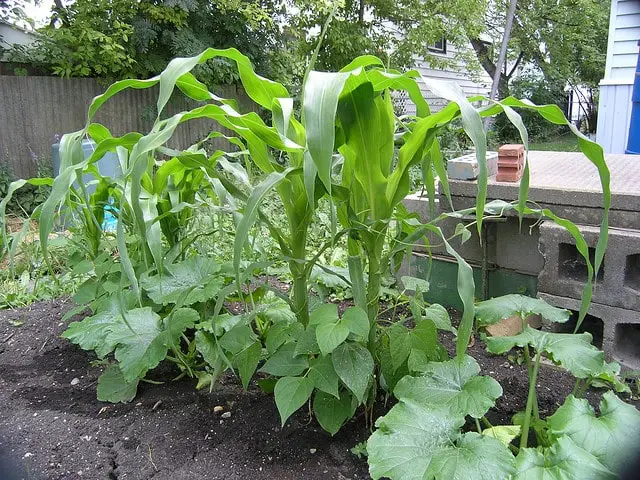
1, 48, 636, 480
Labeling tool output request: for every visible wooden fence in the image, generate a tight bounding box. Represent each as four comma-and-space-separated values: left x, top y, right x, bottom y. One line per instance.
0, 75, 256, 178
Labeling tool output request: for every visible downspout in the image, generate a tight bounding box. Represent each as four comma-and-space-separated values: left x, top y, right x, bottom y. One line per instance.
626, 40, 640, 154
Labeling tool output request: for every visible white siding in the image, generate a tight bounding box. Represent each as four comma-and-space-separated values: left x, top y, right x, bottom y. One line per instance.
596, 0, 640, 153
407, 43, 492, 114
0, 22, 34, 49
596, 83, 634, 153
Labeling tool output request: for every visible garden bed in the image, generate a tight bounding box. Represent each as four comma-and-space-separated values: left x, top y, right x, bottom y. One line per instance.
1, 300, 636, 480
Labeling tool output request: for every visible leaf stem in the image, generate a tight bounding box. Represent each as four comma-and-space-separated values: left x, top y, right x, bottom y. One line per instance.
520, 350, 542, 449
475, 418, 482, 434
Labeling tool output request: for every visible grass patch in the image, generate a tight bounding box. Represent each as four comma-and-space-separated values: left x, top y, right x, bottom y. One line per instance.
529, 133, 581, 152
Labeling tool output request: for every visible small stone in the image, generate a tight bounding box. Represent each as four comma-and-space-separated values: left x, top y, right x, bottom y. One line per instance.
309, 448, 317, 454
23, 452, 33, 459
221, 411, 231, 419
213, 406, 224, 413
70, 378, 80, 386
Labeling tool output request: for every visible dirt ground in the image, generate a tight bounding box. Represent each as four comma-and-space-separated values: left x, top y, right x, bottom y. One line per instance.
1, 300, 636, 480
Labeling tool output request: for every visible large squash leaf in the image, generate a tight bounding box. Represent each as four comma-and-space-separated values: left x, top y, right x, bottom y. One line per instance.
97, 364, 139, 403
475, 294, 570, 326
486, 326, 614, 379
62, 294, 130, 358
367, 402, 514, 480
515, 436, 616, 479
547, 392, 640, 472
141, 256, 223, 305
394, 355, 502, 419
106, 307, 198, 382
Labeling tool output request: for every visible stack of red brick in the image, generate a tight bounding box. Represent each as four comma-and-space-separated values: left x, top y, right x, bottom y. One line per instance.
497, 144, 525, 182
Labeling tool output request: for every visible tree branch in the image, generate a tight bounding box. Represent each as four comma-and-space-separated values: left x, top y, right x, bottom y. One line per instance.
507, 50, 524, 79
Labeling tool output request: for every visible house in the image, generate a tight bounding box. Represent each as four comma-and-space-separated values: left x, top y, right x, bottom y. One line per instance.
0, 18, 35, 61
595, 0, 640, 153
401, 39, 492, 115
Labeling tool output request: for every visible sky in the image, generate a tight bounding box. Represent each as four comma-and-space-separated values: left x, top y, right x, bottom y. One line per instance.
21, 0, 54, 29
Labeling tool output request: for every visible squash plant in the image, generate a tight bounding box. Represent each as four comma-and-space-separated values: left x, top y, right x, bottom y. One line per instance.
367, 295, 639, 480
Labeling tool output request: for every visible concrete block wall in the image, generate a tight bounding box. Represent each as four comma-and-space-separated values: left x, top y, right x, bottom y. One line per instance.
538, 221, 640, 312
539, 293, 640, 370
538, 221, 640, 369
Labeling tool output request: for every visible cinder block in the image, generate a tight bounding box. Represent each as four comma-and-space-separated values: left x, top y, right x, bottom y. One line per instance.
447, 152, 498, 180
539, 292, 640, 370
538, 221, 640, 312
494, 219, 545, 275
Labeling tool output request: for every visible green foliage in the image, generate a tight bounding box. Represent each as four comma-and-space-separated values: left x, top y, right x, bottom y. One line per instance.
0, 49, 619, 471
367, 296, 638, 480
292, 0, 486, 72
9, 0, 290, 85
493, 74, 570, 143
368, 359, 513, 480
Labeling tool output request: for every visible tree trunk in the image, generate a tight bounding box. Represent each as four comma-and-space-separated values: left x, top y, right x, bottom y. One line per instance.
485, 0, 518, 130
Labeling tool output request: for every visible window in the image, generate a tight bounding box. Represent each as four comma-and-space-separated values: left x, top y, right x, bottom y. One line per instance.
428, 37, 446, 54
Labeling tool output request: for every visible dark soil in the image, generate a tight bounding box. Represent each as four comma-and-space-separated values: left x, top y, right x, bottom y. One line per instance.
1, 301, 637, 480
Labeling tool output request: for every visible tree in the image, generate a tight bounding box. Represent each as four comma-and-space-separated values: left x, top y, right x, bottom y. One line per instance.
289, 0, 487, 72
469, 0, 609, 104
8, 0, 292, 85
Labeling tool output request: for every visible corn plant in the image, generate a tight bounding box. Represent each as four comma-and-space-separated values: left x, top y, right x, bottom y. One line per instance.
0, 49, 618, 447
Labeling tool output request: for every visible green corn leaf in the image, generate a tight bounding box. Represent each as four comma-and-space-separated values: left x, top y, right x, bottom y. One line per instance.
313, 390, 353, 436
304, 70, 351, 194
274, 376, 314, 426
116, 204, 141, 306
332, 342, 374, 404
475, 294, 570, 326
394, 355, 502, 419
233, 167, 298, 287
515, 436, 616, 480
547, 392, 640, 472
97, 365, 139, 403
428, 226, 474, 361
39, 130, 87, 257
421, 77, 487, 238
347, 254, 367, 312
0, 177, 53, 260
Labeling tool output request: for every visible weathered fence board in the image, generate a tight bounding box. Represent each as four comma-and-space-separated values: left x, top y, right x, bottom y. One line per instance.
0, 76, 256, 178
